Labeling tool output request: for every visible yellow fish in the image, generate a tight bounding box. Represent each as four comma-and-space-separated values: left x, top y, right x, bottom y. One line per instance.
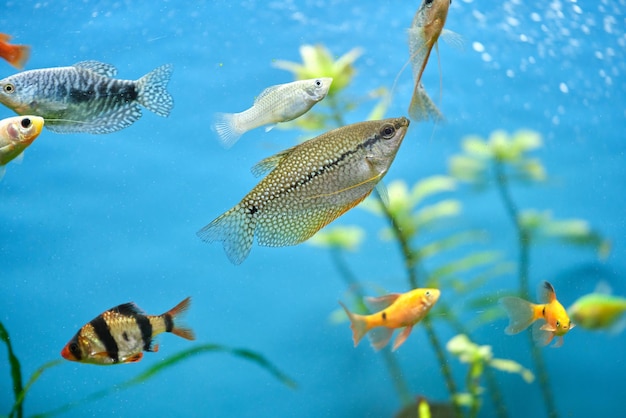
500, 281, 574, 347
198, 117, 410, 264
0, 115, 44, 180
408, 0, 452, 122
340, 288, 440, 351
567, 283, 626, 332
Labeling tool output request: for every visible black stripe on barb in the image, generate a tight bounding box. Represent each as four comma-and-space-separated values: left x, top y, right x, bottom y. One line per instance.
135, 315, 153, 351
164, 314, 174, 333
90, 316, 119, 363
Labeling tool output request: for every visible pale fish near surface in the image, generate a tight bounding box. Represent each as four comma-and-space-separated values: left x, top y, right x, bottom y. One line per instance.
0, 115, 44, 180
212, 77, 333, 148
0, 61, 174, 134
198, 117, 410, 264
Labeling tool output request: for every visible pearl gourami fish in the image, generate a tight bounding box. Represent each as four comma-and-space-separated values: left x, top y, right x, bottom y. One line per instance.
0, 61, 174, 134
213, 78, 332, 148
408, 0, 451, 122
500, 281, 574, 347
0, 115, 44, 179
61, 297, 194, 365
340, 288, 440, 351
198, 117, 410, 264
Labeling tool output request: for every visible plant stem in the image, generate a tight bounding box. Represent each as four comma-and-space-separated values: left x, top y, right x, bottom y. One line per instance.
374, 193, 463, 418
329, 249, 413, 406
492, 160, 558, 418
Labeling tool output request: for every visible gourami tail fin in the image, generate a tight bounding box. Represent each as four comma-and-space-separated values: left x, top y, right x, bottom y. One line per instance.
339, 301, 369, 347
137, 64, 174, 117
499, 296, 538, 335
197, 205, 256, 265
164, 297, 195, 340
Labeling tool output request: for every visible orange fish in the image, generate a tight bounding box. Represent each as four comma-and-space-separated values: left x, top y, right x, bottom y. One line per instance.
0, 34, 30, 70
499, 281, 575, 347
340, 288, 440, 351
61, 297, 195, 365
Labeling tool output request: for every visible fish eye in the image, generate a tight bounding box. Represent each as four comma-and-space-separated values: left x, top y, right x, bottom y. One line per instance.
556, 320, 560, 327
69, 342, 80, 354
425, 0, 434, 6
314, 79, 322, 87
380, 124, 395, 139
3, 83, 15, 94
21, 118, 31, 128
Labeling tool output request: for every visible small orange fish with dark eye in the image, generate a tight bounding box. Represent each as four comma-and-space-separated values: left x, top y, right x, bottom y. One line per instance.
0, 33, 30, 70
340, 288, 440, 351
61, 298, 195, 365
499, 281, 575, 347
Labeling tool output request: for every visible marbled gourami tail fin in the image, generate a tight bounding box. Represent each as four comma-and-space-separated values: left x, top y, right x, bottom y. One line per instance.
197, 204, 256, 265
213, 113, 246, 148
339, 302, 369, 347
408, 83, 444, 122
163, 297, 195, 341
137, 64, 174, 117
499, 296, 538, 335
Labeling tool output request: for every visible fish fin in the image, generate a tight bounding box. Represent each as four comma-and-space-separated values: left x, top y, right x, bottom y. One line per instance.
369, 327, 394, 351
254, 84, 282, 104
197, 204, 256, 265
608, 317, 626, 335
531, 320, 553, 347
374, 182, 389, 208
73, 60, 118, 77
7, 44, 30, 70
499, 296, 538, 334
13, 152, 24, 164
538, 281, 557, 303
540, 323, 556, 332
213, 112, 245, 148
113, 302, 145, 316
264, 124, 276, 133
408, 83, 444, 122
163, 297, 195, 340
552, 336, 564, 348
151, 344, 160, 353
250, 148, 294, 177
339, 301, 369, 347
122, 352, 144, 363
44, 104, 142, 134
594, 280, 613, 295
0, 34, 10, 41
392, 325, 414, 351
136, 63, 174, 117
440, 29, 465, 51
365, 293, 402, 312
0, 166, 5, 181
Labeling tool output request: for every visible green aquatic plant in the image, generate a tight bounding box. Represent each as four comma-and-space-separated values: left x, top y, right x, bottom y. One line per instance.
450, 130, 610, 418
0, 319, 295, 418
446, 334, 534, 418
273, 44, 390, 129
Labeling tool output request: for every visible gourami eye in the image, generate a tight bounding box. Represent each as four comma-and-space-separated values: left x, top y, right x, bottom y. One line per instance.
381, 124, 395, 139
3, 83, 15, 94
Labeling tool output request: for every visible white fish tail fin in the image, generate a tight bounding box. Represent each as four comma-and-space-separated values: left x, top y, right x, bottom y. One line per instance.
499, 296, 537, 335
339, 302, 369, 347
197, 204, 256, 265
408, 84, 444, 122
137, 64, 174, 117
213, 113, 245, 148
532, 320, 554, 347
369, 327, 394, 351
164, 297, 195, 341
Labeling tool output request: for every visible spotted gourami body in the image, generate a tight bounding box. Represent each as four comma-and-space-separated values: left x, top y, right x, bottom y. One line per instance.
0, 115, 44, 179
0, 61, 174, 134
408, 0, 451, 122
213, 78, 332, 148
198, 117, 410, 264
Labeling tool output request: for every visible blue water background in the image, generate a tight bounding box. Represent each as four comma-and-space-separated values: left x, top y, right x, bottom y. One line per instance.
1, 0, 624, 417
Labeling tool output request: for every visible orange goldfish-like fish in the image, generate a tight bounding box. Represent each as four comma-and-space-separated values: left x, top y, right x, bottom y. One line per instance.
0, 33, 30, 70
61, 297, 195, 365
340, 288, 440, 351
407, 0, 452, 122
499, 281, 575, 347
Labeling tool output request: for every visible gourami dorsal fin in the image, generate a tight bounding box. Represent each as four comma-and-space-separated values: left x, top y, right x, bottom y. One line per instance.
538, 281, 556, 304
73, 60, 118, 77
251, 147, 295, 177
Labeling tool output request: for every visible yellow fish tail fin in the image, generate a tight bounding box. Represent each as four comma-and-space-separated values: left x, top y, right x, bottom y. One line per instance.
408, 83, 444, 122
499, 296, 538, 335
532, 320, 555, 347
369, 327, 394, 351
163, 297, 195, 341
197, 205, 256, 265
339, 302, 369, 347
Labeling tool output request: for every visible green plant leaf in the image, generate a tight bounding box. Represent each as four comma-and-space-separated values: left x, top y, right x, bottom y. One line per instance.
430, 251, 502, 282
308, 225, 365, 251
0, 320, 23, 418
489, 358, 535, 383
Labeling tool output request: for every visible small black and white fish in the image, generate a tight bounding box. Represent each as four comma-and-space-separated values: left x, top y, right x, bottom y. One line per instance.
0, 60, 174, 134
61, 297, 194, 365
